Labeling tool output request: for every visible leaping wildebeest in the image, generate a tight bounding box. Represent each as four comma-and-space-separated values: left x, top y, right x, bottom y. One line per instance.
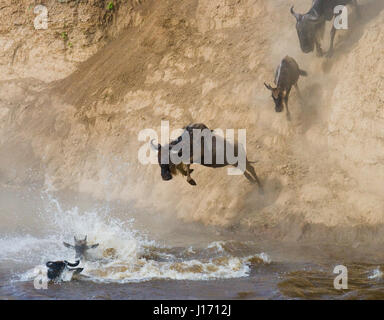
151, 123, 261, 187
264, 56, 307, 119
291, 0, 359, 57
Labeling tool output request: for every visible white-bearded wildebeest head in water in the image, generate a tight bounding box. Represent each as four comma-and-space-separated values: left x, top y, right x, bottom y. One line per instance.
46, 260, 83, 282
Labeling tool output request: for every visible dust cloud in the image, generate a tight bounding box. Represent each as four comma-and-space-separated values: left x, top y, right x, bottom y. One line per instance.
0, 0, 383, 249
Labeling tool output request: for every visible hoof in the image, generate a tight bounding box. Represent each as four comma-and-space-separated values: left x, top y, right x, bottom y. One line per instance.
187, 179, 197, 186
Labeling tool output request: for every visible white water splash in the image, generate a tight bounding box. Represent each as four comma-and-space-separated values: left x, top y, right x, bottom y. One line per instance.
368, 268, 383, 280
3, 193, 271, 284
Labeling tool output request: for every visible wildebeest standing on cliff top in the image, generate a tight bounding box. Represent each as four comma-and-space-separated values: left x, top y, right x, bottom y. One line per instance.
264, 56, 307, 119
151, 123, 261, 187
291, 0, 359, 57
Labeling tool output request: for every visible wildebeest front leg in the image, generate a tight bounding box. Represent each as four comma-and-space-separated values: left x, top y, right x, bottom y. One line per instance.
175, 163, 194, 178
186, 164, 196, 186
315, 40, 323, 57
326, 25, 337, 58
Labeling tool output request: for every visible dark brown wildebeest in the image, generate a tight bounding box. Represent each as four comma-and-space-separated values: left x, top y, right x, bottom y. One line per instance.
291, 0, 359, 57
151, 123, 261, 187
264, 56, 307, 119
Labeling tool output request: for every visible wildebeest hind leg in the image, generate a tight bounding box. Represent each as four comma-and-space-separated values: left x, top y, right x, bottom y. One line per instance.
246, 161, 262, 189
326, 25, 337, 58
186, 164, 196, 186
285, 97, 291, 121
243, 171, 255, 183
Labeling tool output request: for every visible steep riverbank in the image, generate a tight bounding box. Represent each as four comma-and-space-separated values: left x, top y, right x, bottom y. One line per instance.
0, 0, 383, 246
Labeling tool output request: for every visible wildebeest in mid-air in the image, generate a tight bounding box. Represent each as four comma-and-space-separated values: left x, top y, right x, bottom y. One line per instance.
63, 236, 99, 261
151, 123, 261, 187
291, 0, 360, 57
264, 56, 307, 119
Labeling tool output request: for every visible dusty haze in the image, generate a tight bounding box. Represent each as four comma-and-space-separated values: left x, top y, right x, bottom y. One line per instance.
0, 0, 383, 246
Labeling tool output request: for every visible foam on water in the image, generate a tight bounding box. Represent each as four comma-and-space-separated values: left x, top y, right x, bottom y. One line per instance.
2, 193, 271, 284
368, 268, 383, 280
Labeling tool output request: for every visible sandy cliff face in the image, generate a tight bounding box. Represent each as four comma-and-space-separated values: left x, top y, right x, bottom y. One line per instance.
0, 0, 145, 81
328, 7, 384, 212
0, 0, 383, 243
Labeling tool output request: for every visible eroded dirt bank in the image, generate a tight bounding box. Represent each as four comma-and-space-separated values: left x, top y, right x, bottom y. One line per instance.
0, 0, 383, 245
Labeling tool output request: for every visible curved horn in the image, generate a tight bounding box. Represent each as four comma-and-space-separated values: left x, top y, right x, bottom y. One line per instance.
307, 13, 321, 23
150, 139, 161, 151
65, 260, 80, 267
264, 83, 273, 91
290, 6, 301, 21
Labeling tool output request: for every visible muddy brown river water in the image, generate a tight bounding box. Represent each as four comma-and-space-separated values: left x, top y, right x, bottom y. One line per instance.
1, 187, 384, 300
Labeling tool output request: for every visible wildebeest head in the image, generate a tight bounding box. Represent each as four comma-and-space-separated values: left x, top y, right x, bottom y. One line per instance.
264, 83, 287, 113
46, 260, 82, 281
291, 6, 323, 53
151, 140, 174, 181
63, 236, 99, 260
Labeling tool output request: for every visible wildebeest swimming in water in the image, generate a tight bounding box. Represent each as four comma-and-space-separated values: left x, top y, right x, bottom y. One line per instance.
151, 123, 261, 187
264, 56, 307, 119
63, 236, 99, 261
291, 0, 360, 57
46, 260, 83, 282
